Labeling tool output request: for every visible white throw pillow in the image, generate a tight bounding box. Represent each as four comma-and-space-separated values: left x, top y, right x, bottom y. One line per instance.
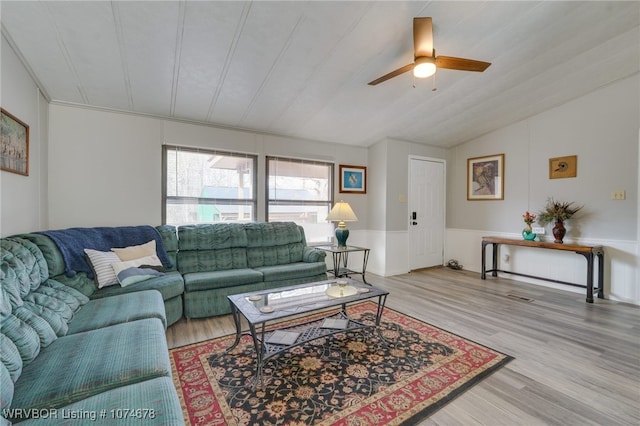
84, 249, 120, 288
111, 240, 156, 261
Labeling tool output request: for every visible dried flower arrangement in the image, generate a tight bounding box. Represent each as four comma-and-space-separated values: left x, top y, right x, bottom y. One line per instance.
537, 198, 583, 224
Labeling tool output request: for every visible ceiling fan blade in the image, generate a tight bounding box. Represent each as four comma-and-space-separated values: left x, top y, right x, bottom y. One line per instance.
368, 63, 414, 85
436, 56, 491, 72
413, 17, 434, 58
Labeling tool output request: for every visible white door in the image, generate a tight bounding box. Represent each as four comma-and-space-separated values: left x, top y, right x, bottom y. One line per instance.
409, 158, 445, 270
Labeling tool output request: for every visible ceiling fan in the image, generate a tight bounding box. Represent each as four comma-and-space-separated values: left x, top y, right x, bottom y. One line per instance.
368, 17, 491, 86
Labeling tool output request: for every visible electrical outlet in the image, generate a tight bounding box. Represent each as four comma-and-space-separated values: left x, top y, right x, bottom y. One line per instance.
532, 227, 545, 234
611, 190, 626, 200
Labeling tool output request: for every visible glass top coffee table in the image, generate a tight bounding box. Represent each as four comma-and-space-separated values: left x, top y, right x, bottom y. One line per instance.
225, 278, 389, 388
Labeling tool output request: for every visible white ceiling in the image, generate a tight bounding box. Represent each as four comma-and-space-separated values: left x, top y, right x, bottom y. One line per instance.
2, 1, 638, 148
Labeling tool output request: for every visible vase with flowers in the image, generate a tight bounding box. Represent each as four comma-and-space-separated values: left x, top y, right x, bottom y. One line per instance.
537, 198, 583, 244
522, 211, 537, 240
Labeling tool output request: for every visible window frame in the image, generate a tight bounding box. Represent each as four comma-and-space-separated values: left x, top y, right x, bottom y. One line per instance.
265, 155, 335, 225
162, 144, 258, 225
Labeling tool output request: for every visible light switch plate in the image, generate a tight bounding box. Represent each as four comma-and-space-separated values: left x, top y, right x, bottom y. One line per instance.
611, 190, 626, 200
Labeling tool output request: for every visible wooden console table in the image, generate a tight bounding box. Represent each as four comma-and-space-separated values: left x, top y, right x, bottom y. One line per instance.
481, 236, 604, 303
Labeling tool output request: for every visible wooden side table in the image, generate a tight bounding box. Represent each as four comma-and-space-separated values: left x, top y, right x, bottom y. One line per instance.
481, 236, 604, 303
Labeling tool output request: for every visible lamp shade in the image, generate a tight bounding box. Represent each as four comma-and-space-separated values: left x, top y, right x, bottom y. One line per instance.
326, 201, 358, 223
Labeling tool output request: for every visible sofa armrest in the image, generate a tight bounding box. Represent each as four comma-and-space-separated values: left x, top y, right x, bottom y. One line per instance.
302, 247, 326, 262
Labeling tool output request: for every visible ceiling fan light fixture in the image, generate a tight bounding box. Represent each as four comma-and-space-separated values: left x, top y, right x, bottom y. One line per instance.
413, 56, 436, 78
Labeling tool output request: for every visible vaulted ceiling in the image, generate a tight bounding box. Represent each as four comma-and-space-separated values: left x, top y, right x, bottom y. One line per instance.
1, 1, 638, 148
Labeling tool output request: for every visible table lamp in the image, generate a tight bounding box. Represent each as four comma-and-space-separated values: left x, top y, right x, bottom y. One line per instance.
326, 201, 358, 247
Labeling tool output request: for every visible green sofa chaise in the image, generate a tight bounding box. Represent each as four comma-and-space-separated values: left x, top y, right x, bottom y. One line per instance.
0, 236, 183, 425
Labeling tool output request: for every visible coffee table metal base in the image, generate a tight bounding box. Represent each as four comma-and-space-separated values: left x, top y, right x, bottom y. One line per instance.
223, 279, 388, 389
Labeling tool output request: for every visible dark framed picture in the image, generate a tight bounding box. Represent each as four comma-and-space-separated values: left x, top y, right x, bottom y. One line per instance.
549, 155, 577, 179
1, 108, 30, 176
467, 154, 504, 200
339, 164, 366, 194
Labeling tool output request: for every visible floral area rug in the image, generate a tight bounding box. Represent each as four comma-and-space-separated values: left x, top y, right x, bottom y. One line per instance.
170, 301, 513, 425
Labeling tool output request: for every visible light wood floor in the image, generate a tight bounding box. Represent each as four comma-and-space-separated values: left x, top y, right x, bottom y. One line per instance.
166, 268, 640, 425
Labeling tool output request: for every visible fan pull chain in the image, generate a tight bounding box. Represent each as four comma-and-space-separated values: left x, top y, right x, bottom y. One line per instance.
432, 72, 437, 92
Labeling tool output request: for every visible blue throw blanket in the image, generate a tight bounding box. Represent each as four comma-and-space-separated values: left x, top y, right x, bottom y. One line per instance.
38, 225, 173, 278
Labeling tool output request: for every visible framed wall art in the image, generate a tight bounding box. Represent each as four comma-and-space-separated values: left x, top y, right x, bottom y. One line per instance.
1, 108, 30, 176
549, 155, 577, 179
339, 164, 366, 194
467, 154, 504, 200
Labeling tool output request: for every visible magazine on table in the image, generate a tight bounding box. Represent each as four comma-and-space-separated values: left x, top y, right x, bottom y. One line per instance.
266, 330, 300, 345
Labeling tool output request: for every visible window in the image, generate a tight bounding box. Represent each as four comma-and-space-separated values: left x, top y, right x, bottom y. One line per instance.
163, 145, 257, 225
266, 156, 334, 243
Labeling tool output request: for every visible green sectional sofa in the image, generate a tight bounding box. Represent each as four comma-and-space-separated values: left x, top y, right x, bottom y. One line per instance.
178, 222, 327, 317
1, 221, 327, 424
0, 237, 183, 425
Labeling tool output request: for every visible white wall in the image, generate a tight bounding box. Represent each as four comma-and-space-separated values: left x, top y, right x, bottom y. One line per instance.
446, 74, 640, 304
1, 35, 48, 236
47, 105, 368, 230
48, 106, 164, 227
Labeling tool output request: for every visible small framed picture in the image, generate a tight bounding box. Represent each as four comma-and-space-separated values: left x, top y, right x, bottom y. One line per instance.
467, 154, 504, 200
549, 155, 577, 179
339, 165, 366, 194
1, 108, 29, 176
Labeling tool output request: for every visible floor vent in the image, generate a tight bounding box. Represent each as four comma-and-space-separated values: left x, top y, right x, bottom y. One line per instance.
506, 294, 535, 303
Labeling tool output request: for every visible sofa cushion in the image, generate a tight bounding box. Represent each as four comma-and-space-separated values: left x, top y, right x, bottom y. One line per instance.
22, 302, 68, 337
41, 279, 89, 307
49, 273, 96, 298
0, 262, 22, 310
1, 248, 31, 306
244, 222, 302, 247
9, 318, 171, 416
156, 225, 178, 272
178, 223, 247, 250
0, 285, 12, 321
2, 315, 40, 365
247, 243, 304, 268
0, 362, 13, 413
13, 307, 57, 348
1, 238, 48, 294
16, 233, 66, 277
303, 246, 327, 262
183, 268, 263, 292
16, 377, 184, 426
22, 292, 74, 324
255, 262, 328, 282
90, 271, 184, 301
67, 290, 167, 334
32, 285, 82, 313
177, 247, 248, 273
0, 334, 23, 383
